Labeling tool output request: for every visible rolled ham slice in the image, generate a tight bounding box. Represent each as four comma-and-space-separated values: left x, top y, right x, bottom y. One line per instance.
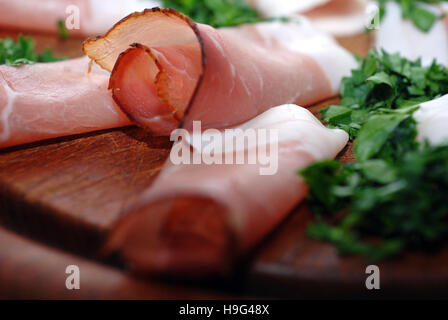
376, 1, 448, 67
414, 94, 448, 146
0, 57, 130, 149
250, 0, 370, 37
0, 0, 160, 36
83, 8, 357, 136
106, 104, 349, 278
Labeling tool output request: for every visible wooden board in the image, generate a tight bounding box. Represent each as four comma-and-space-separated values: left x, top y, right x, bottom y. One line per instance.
0, 31, 447, 299
0, 226, 229, 299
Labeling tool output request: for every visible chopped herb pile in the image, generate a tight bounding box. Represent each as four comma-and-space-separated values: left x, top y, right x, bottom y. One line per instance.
301, 143, 448, 261
0, 35, 64, 66
321, 50, 448, 140
300, 51, 448, 261
378, 0, 448, 32
161, 0, 262, 27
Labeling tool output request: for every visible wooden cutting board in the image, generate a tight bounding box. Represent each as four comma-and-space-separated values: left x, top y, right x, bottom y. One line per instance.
0, 30, 447, 299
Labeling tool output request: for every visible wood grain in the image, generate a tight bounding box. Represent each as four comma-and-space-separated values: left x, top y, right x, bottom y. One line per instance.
0, 128, 170, 256
0, 31, 447, 299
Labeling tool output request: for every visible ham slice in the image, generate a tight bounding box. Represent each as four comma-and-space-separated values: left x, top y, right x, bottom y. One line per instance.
84, 8, 357, 136
414, 94, 448, 146
105, 104, 349, 278
0, 57, 130, 149
250, 0, 370, 36
376, 1, 448, 67
0, 0, 159, 36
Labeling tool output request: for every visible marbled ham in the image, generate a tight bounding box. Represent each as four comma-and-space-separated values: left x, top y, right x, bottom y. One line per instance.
84, 8, 357, 136
0, 57, 130, 149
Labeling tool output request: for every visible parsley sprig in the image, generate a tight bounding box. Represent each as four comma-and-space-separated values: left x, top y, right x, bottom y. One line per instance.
0, 35, 63, 66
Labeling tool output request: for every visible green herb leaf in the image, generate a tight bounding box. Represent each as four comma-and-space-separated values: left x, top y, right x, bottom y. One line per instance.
0, 35, 64, 66
411, 6, 437, 32
57, 19, 70, 40
354, 114, 408, 162
380, 0, 447, 33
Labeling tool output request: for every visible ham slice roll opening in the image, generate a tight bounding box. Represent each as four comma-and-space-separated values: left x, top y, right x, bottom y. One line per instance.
106, 105, 349, 278
107, 196, 234, 277
84, 8, 205, 136
84, 8, 357, 136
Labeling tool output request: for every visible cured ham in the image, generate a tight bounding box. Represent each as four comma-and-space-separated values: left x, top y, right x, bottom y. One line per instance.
250, 0, 369, 36
0, 57, 130, 149
84, 8, 357, 136
105, 104, 349, 277
414, 94, 448, 146
0, 0, 159, 36
376, 1, 448, 67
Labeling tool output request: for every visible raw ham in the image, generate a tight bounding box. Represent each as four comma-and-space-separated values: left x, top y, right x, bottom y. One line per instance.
250, 0, 370, 36
0, 0, 160, 36
0, 57, 130, 149
105, 104, 349, 277
414, 94, 448, 145
376, 1, 448, 67
83, 8, 357, 136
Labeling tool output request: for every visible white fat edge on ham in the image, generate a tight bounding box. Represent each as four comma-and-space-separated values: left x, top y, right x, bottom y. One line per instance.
0, 79, 17, 143
85, 0, 161, 35
307, 0, 370, 37
185, 104, 349, 162
225, 17, 358, 95
414, 94, 448, 146
251, 0, 369, 37
252, 0, 330, 17
376, 1, 448, 67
